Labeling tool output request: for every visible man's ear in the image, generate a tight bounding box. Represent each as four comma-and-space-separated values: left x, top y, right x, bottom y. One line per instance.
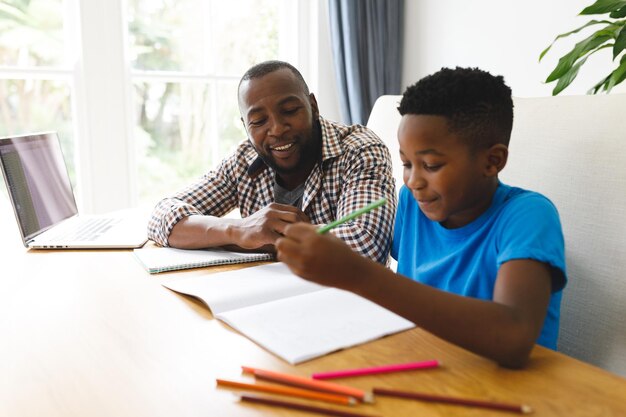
240, 117, 248, 134
309, 93, 320, 120
484, 144, 508, 176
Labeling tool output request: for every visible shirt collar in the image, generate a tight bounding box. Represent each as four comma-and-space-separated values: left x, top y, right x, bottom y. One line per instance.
318, 116, 344, 163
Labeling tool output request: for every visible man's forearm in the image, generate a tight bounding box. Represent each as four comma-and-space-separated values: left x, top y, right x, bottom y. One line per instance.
167, 215, 239, 249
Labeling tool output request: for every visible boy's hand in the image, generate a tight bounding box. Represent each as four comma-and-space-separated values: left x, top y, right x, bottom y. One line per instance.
276, 223, 363, 290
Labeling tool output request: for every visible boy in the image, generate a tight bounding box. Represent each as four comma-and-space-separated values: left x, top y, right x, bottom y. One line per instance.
276, 67, 566, 368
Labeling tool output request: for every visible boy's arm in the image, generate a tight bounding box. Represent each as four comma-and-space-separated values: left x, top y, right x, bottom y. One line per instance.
276, 223, 551, 368
356, 258, 551, 368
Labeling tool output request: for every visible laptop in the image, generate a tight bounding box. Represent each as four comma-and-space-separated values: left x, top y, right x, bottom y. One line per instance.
0, 132, 148, 249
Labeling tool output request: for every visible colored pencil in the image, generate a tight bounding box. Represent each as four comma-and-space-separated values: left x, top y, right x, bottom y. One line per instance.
216, 378, 357, 405
317, 198, 387, 234
239, 394, 381, 417
373, 387, 533, 414
312, 360, 441, 380
242, 366, 374, 403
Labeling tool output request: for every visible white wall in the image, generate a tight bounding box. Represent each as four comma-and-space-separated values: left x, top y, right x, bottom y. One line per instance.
278, 1, 626, 122
402, 0, 626, 97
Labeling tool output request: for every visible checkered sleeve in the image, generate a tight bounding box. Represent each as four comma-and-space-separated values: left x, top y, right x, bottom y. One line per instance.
146, 151, 241, 246
330, 139, 397, 264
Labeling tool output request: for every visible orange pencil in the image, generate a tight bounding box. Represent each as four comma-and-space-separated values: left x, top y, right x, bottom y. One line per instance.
216, 378, 357, 406
242, 366, 374, 403
373, 387, 533, 414
239, 394, 382, 417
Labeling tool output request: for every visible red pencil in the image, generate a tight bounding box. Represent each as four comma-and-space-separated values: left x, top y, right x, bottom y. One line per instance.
239, 394, 381, 417
373, 387, 533, 414
312, 360, 440, 380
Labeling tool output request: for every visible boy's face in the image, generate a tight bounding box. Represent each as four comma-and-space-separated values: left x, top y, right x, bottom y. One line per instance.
398, 114, 496, 229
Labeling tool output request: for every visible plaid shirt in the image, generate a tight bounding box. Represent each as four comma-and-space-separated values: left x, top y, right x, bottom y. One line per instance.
147, 117, 397, 263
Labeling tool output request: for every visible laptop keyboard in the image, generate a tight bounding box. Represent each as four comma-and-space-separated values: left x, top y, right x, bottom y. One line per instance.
46, 218, 119, 242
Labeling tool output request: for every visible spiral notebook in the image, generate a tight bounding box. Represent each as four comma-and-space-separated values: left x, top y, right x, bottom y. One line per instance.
133, 246, 274, 273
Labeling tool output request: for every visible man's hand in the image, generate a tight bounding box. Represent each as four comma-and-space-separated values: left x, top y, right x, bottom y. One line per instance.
167, 203, 309, 250
232, 203, 310, 249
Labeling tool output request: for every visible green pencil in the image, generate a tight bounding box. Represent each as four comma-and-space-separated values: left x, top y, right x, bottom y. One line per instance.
317, 198, 387, 234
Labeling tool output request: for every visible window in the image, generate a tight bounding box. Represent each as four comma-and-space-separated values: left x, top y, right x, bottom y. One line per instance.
0, 0, 76, 196
1, 0, 312, 211
127, 0, 300, 204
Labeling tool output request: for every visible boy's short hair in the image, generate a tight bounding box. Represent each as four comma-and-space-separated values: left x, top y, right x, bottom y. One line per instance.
398, 67, 513, 150
238, 60, 310, 95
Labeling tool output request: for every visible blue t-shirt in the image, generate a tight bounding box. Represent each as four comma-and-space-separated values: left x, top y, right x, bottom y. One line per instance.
392, 182, 567, 349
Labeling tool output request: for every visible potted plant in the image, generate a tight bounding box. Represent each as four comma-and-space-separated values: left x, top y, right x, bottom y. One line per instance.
540, 0, 626, 95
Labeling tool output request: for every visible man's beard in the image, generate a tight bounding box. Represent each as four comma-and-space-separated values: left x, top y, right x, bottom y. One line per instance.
257, 119, 322, 175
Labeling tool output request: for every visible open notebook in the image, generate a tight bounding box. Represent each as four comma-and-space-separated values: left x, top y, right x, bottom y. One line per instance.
162, 262, 414, 364
134, 246, 273, 273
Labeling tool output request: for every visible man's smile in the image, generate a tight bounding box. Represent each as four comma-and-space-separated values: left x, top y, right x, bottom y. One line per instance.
270, 142, 295, 151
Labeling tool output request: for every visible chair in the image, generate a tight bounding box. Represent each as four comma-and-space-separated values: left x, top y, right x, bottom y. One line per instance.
366, 94, 626, 377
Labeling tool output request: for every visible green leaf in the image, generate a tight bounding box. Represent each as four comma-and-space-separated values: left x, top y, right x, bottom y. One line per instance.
550, 44, 613, 94
614, 26, 626, 57
552, 57, 589, 95
545, 28, 616, 82
539, 19, 613, 61
606, 54, 626, 91
610, 5, 626, 17
581, 0, 626, 15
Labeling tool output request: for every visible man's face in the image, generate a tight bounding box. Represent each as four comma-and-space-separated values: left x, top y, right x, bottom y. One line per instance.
239, 68, 320, 176
398, 114, 494, 229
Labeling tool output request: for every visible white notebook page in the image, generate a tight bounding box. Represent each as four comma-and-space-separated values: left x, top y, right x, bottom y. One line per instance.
163, 263, 414, 364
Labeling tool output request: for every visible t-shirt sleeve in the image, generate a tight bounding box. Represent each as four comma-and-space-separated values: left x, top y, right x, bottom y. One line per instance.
496, 194, 566, 292
391, 185, 409, 261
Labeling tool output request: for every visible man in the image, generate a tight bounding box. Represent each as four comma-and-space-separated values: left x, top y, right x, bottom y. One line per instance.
148, 60, 396, 263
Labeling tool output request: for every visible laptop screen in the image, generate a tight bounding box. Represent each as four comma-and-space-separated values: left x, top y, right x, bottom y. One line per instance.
0, 133, 78, 242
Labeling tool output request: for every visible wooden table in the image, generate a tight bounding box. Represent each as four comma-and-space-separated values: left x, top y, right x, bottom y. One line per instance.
1, 196, 625, 417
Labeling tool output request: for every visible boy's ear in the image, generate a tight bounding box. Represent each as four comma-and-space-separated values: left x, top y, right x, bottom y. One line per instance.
484, 144, 508, 177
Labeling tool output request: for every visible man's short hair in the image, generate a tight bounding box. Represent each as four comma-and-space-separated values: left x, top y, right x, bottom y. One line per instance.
398, 67, 513, 149
238, 60, 309, 95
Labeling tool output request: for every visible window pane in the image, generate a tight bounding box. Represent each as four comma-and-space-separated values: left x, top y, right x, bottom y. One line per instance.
0, 0, 65, 67
127, 0, 284, 74
211, 0, 282, 75
129, 0, 295, 206
134, 81, 215, 203
127, 0, 205, 72
0, 79, 75, 185
216, 81, 246, 156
